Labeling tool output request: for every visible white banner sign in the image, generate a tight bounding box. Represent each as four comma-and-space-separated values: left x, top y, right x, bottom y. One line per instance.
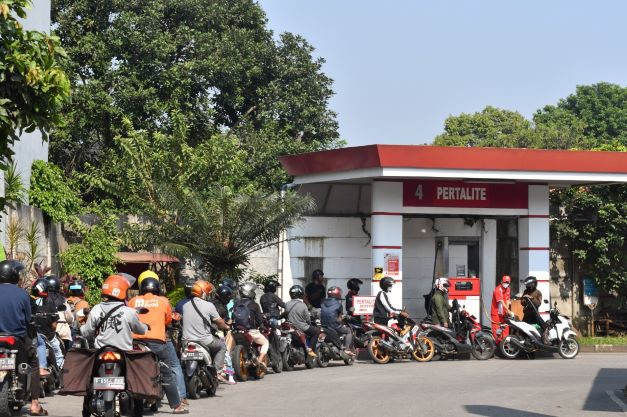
353, 296, 376, 316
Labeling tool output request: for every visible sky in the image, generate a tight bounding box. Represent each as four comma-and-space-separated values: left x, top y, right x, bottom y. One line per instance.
258, 0, 627, 147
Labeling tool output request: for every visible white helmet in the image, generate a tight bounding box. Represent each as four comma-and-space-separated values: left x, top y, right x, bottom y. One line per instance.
435, 277, 450, 293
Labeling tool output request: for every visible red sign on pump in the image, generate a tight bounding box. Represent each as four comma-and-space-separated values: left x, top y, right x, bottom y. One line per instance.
402, 180, 528, 209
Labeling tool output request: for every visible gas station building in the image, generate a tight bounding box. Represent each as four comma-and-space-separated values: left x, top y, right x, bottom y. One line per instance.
276, 145, 627, 323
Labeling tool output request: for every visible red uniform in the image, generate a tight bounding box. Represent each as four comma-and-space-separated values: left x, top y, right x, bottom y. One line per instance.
490, 284, 510, 344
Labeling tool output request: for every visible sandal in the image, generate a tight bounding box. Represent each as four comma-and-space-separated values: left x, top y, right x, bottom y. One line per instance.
172, 404, 189, 414
29, 407, 48, 416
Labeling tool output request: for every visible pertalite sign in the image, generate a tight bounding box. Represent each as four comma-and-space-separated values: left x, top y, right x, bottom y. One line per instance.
403, 180, 528, 209
352, 296, 376, 316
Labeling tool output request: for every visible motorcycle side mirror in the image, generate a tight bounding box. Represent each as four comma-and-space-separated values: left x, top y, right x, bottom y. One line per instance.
543, 299, 549, 304
57, 304, 67, 312
136, 307, 149, 315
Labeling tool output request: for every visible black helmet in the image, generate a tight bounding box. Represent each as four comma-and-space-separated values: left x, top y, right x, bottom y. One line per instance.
311, 269, 324, 282
379, 277, 394, 292
523, 276, 537, 291
221, 277, 236, 290
0, 260, 24, 284
327, 286, 342, 299
216, 284, 233, 304
347, 278, 363, 292
32, 278, 49, 298
289, 284, 305, 299
68, 280, 86, 296
46, 276, 61, 293
264, 279, 280, 293
183, 277, 197, 299
140, 277, 160, 295
240, 282, 258, 300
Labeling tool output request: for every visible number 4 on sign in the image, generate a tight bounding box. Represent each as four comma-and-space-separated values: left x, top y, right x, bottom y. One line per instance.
414, 184, 423, 199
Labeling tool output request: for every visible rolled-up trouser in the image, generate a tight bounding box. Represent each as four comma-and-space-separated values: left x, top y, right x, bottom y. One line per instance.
248, 329, 269, 355
36, 333, 47, 368
144, 341, 180, 409
165, 340, 186, 400
304, 326, 320, 352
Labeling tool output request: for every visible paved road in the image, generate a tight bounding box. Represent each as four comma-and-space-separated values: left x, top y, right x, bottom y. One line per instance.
39, 353, 626, 417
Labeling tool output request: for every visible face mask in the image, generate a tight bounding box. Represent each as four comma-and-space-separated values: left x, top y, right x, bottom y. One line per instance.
502, 283, 510, 289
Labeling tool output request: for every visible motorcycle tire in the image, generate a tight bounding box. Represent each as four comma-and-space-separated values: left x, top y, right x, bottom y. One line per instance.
282, 348, 294, 372
232, 345, 249, 382
499, 335, 522, 359
186, 374, 203, 400
411, 336, 435, 362
343, 353, 354, 366
103, 400, 115, 417
0, 379, 11, 417
206, 371, 218, 397
471, 334, 496, 360
254, 355, 268, 380
558, 336, 579, 359
316, 344, 330, 368
367, 336, 391, 364
270, 348, 283, 373
305, 354, 315, 369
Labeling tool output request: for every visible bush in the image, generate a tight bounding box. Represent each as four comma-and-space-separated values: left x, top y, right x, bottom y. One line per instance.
29, 160, 81, 222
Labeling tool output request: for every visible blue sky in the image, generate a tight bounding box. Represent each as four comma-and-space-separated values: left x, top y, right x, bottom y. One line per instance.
259, 0, 627, 146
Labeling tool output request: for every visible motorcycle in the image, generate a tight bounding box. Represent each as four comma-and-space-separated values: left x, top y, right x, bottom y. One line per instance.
366, 312, 435, 364
231, 325, 268, 382
180, 340, 218, 399
0, 335, 32, 417
279, 321, 316, 371
316, 321, 355, 368
499, 298, 579, 360
421, 299, 495, 361
262, 316, 283, 374
346, 317, 374, 349
40, 333, 65, 395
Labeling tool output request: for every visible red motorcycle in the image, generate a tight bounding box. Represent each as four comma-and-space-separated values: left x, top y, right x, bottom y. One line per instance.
279, 322, 315, 371
366, 313, 435, 364
231, 325, 268, 382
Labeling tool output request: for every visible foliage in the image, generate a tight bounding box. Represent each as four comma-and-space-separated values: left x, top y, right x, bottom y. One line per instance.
433, 83, 627, 297
0, 0, 70, 174
3, 162, 26, 204
22, 219, 42, 270
248, 271, 279, 287
5, 215, 22, 259
58, 204, 120, 305
29, 160, 81, 222
579, 337, 627, 346
50, 0, 340, 197
165, 286, 185, 308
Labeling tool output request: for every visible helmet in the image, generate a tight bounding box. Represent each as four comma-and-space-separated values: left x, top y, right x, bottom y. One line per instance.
68, 280, 86, 297
379, 276, 394, 292
32, 278, 49, 298
289, 285, 305, 299
183, 277, 197, 299
240, 282, 258, 300
523, 276, 537, 290
138, 270, 159, 287
327, 286, 342, 299
501, 275, 512, 284
216, 284, 233, 304
139, 277, 160, 295
102, 275, 131, 301
46, 275, 61, 293
347, 278, 363, 293
191, 280, 214, 300
117, 273, 137, 288
311, 269, 324, 282
435, 277, 450, 293
264, 279, 280, 293
221, 277, 236, 290
0, 260, 24, 284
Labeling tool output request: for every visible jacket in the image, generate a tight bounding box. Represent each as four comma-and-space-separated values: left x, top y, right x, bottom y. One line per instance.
81, 301, 148, 350
320, 298, 343, 331
373, 291, 400, 320
260, 292, 285, 319
128, 293, 172, 342
430, 290, 450, 326
284, 299, 311, 332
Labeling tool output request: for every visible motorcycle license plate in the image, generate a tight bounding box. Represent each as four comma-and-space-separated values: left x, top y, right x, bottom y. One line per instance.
0, 358, 15, 370
181, 351, 204, 361
93, 377, 125, 390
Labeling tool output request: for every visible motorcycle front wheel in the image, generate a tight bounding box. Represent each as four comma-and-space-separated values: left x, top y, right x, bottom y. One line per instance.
558, 336, 580, 359
316, 343, 330, 368
411, 336, 435, 362
281, 348, 294, 372
367, 336, 391, 364
186, 373, 203, 400
499, 335, 522, 359
471, 334, 496, 360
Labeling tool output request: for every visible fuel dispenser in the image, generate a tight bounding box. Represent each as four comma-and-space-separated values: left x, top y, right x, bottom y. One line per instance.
448, 277, 481, 319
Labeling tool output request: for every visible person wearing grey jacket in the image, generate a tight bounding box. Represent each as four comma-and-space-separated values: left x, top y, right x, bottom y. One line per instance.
81, 301, 148, 351
284, 285, 319, 357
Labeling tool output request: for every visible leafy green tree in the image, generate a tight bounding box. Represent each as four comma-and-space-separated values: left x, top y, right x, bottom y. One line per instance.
29, 160, 81, 222
50, 0, 340, 192
0, 0, 70, 169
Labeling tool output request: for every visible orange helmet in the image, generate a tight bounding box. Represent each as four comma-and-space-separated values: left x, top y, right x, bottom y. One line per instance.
501, 275, 512, 284
102, 274, 131, 300
191, 280, 214, 300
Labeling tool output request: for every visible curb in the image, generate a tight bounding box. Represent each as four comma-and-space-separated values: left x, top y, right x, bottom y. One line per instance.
580, 344, 627, 353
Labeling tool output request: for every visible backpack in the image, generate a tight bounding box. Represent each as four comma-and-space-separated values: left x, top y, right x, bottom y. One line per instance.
233, 299, 253, 329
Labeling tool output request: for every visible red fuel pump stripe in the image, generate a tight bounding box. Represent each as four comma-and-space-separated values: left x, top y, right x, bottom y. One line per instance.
372, 245, 402, 249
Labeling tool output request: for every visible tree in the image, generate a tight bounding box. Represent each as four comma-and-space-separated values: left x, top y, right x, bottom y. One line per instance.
50, 0, 340, 192
0, 0, 69, 169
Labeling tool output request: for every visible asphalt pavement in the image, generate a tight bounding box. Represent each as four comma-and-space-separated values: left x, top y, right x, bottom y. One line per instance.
39, 353, 627, 417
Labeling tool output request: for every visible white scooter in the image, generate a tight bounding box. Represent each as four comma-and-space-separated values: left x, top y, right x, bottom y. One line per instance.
499, 298, 579, 359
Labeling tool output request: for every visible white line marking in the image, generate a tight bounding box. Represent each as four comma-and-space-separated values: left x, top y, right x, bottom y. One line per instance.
606, 390, 627, 414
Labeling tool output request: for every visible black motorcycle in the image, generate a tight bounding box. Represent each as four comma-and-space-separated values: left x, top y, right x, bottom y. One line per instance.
0, 335, 33, 416
316, 323, 354, 367
180, 340, 218, 398
279, 321, 315, 371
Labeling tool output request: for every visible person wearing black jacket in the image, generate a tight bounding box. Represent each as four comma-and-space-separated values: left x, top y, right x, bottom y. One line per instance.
345, 278, 363, 321
260, 279, 285, 328
373, 277, 407, 326
236, 283, 269, 370
31, 279, 65, 369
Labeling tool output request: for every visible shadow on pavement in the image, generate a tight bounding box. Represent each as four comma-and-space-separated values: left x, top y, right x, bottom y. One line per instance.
464, 405, 555, 417
583, 368, 627, 413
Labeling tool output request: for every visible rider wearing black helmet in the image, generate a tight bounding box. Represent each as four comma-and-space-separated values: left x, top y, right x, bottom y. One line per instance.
522, 276, 543, 326
0, 260, 46, 415
44, 275, 74, 350
321, 287, 354, 356
260, 279, 285, 328
373, 277, 406, 325
174, 276, 197, 315
305, 269, 326, 315
345, 278, 363, 319
234, 283, 269, 370
284, 284, 318, 357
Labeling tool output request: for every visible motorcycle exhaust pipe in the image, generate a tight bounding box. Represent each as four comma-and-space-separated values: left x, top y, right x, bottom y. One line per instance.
18, 363, 31, 375
508, 337, 527, 350
377, 339, 396, 352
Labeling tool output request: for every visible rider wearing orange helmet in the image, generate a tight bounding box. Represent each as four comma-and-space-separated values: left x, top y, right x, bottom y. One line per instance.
491, 275, 512, 344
